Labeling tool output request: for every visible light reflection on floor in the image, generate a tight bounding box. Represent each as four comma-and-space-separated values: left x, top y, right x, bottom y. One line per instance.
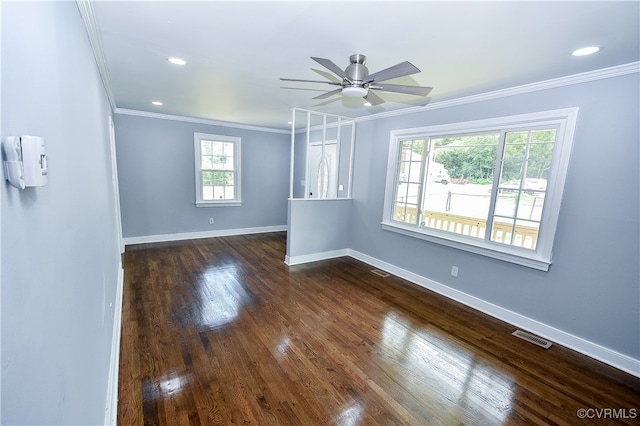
193, 264, 254, 330
158, 372, 188, 398
276, 336, 291, 357
380, 312, 514, 423
334, 401, 365, 426
143, 371, 190, 401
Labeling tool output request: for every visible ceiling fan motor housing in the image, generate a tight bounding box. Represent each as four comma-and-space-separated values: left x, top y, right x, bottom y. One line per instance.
345, 54, 369, 86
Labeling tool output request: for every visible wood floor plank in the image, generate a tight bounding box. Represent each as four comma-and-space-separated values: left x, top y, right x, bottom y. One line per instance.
119, 232, 640, 425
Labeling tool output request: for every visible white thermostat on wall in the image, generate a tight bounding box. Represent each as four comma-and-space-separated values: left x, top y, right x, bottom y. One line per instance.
2, 135, 47, 189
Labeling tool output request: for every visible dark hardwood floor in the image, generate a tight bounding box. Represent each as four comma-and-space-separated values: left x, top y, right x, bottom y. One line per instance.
118, 232, 640, 425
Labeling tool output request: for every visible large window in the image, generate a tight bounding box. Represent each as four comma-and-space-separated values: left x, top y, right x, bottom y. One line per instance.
382, 109, 578, 270
194, 133, 241, 207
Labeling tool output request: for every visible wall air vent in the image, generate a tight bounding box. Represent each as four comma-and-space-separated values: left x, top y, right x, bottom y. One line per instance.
512, 330, 552, 349
371, 269, 390, 278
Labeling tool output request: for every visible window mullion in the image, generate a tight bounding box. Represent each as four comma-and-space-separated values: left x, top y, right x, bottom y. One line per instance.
392, 138, 406, 222
417, 138, 430, 228
485, 130, 507, 243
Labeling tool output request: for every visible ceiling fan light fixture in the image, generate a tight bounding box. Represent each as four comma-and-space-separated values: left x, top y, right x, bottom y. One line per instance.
342, 86, 368, 98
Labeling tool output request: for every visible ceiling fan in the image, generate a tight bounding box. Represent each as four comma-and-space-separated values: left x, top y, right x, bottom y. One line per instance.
281, 54, 433, 106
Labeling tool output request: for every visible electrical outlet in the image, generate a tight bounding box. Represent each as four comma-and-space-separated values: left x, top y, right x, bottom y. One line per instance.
451, 265, 459, 277
209, 218, 214, 225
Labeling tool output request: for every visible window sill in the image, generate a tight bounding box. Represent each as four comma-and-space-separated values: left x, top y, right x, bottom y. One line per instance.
196, 201, 242, 208
381, 221, 551, 271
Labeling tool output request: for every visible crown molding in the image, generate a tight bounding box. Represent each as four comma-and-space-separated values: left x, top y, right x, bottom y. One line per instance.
356, 61, 640, 124
76, 0, 116, 111
114, 108, 290, 134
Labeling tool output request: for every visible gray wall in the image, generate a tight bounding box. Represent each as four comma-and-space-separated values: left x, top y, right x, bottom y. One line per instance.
286, 199, 352, 261
349, 73, 639, 360
1, 2, 121, 424
114, 114, 290, 238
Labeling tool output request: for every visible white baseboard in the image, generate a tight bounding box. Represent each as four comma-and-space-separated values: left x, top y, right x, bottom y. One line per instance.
122, 225, 287, 246
104, 262, 124, 426
284, 249, 350, 266
347, 249, 639, 378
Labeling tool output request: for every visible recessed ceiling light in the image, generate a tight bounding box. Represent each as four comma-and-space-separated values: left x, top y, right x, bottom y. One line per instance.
572, 46, 600, 57
152, 101, 163, 106
167, 57, 186, 65
363, 101, 372, 107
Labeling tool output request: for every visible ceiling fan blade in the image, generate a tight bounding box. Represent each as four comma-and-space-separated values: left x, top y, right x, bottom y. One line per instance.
280, 86, 332, 93
311, 68, 342, 83
366, 61, 420, 83
370, 83, 432, 97
313, 88, 342, 100
311, 57, 347, 79
364, 90, 385, 106
314, 97, 342, 107
280, 78, 341, 85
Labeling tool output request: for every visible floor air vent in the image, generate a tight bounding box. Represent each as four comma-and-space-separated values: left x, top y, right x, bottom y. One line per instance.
371, 269, 390, 278
512, 330, 552, 349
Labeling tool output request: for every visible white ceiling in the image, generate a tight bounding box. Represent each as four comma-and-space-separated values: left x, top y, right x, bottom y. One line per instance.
89, 1, 639, 131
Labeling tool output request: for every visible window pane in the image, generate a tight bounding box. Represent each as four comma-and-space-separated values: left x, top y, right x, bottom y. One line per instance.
213, 185, 225, 200
494, 128, 555, 249
495, 193, 517, 217
421, 134, 499, 239
404, 183, 421, 204
211, 141, 224, 155
504, 141, 527, 160
201, 140, 213, 156
491, 218, 515, 245
203, 185, 214, 201
212, 171, 234, 186
212, 155, 234, 171
395, 181, 409, 203
224, 186, 235, 200
202, 171, 213, 186
393, 139, 426, 226
201, 155, 214, 169
223, 142, 234, 156
395, 203, 419, 224
516, 193, 545, 221
491, 218, 539, 249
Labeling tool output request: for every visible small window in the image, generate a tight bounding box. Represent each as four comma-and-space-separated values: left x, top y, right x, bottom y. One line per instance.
382, 109, 578, 270
194, 133, 241, 207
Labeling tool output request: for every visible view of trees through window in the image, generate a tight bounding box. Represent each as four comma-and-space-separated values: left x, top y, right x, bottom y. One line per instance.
394, 127, 557, 250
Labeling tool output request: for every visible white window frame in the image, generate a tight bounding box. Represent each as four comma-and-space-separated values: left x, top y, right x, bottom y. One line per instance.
382, 108, 579, 271
194, 132, 242, 207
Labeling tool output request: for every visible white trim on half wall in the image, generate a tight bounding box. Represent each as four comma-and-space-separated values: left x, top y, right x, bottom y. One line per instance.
122, 225, 287, 246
